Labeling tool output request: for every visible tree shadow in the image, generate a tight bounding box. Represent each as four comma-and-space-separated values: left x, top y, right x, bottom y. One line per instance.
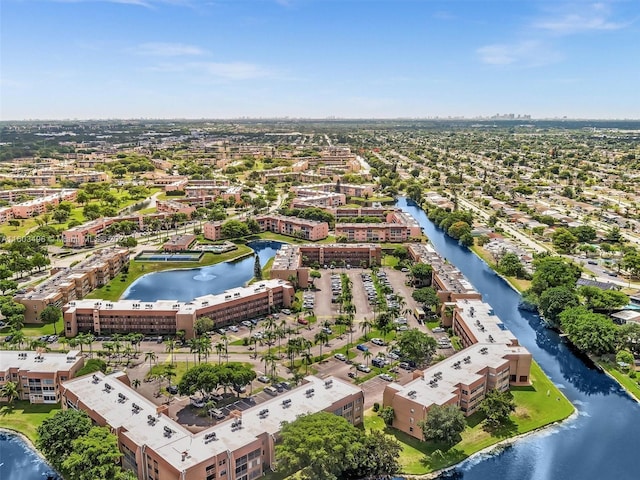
483, 418, 518, 438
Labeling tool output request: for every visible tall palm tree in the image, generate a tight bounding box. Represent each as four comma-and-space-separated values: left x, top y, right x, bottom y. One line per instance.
215, 342, 224, 365
165, 338, 176, 366
360, 318, 373, 340
187, 338, 200, 364
0, 381, 20, 404
363, 349, 373, 366
314, 331, 329, 361
132, 379, 141, 390
85, 333, 95, 358
144, 351, 157, 373
301, 351, 312, 374
198, 336, 212, 362
261, 352, 277, 377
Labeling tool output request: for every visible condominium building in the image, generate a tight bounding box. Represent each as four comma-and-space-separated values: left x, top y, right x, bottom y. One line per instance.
0, 350, 84, 404
163, 234, 197, 252
254, 214, 329, 241
156, 200, 196, 216
270, 244, 382, 288
383, 249, 532, 440
0, 189, 77, 222
60, 372, 364, 480
14, 247, 130, 323
335, 210, 422, 242
63, 279, 295, 339
291, 189, 346, 209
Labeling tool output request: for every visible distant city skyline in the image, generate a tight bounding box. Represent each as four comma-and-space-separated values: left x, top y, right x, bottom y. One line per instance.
2, 0, 639, 120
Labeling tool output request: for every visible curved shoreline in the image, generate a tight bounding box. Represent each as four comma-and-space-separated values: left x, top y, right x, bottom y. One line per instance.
0, 427, 60, 477
401, 408, 580, 479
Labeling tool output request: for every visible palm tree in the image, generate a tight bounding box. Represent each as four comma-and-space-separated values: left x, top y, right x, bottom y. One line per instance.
85, 333, 95, 358
301, 351, 312, 374
363, 349, 373, 366
164, 363, 177, 390
165, 338, 176, 366
132, 379, 141, 390
0, 381, 20, 404
221, 334, 229, 363
198, 336, 212, 362
187, 338, 200, 364
360, 318, 373, 340
261, 352, 277, 377
144, 351, 157, 373
314, 331, 329, 362
215, 342, 224, 365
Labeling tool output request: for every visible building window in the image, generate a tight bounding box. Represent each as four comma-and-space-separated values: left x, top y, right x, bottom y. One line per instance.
519, 375, 528, 382
510, 375, 517, 382
409, 427, 413, 432
410, 408, 414, 413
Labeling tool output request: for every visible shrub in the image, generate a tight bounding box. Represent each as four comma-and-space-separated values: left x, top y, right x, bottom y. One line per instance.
373, 402, 380, 412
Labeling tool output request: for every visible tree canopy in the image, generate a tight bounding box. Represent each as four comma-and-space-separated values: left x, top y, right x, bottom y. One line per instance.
395, 328, 438, 367
538, 286, 580, 327
418, 404, 466, 445
529, 256, 581, 296
412, 287, 440, 310
177, 362, 256, 397
61, 426, 128, 480
479, 389, 516, 429
37, 409, 93, 472
559, 306, 618, 355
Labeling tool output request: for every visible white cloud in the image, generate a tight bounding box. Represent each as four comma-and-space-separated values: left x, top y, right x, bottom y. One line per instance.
193, 61, 275, 80
534, 2, 629, 35
477, 41, 562, 67
133, 42, 207, 56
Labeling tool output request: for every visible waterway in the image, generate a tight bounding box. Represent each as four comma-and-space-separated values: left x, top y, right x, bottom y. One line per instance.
122, 241, 284, 302
395, 197, 640, 480
0, 431, 60, 480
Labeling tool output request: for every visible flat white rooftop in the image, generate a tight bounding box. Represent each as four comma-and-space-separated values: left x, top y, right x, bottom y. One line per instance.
0, 350, 82, 373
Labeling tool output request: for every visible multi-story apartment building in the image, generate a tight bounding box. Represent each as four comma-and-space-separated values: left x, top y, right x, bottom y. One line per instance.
383, 248, 532, 440
254, 214, 329, 241
60, 372, 363, 480
0, 174, 56, 186
63, 279, 295, 339
291, 189, 346, 209
0, 189, 77, 222
335, 211, 422, 242
163, 234, 196, 252
0, 350, 84, 404
14, 247, 130, 323
270, 244, 382, 288
155, 200, 196, 216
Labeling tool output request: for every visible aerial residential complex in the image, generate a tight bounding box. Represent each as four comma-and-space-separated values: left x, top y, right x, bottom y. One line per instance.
335, 209, 422, 242
63, 279, 295, 339
0, 350, 84, 404
14, 247, 130, 323
60, 372, 364, 480
383, 246, 532, 440
203, 214, 329, 242
0, 189, 77, 224
270, 243, 382, 288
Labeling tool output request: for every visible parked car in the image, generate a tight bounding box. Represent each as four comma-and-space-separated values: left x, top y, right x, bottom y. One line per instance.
372, 357, 386, 368
432, 327, 445, 333
228, 325, 239, 332
334, 353, 347, 361
241, 320, 253, 328
399, 362, 412, 370
257, 375, 270, 383
190, 397, 205, 408
387, 352, 400, 360
356, 344, 369, 352
209, 408, 225, 420
297, 317, 308, 325
281, 309, 291, 315
356, 364, 371, 373
166, 385, 178, 395
371, 338, 386, 346
264, 386, 278, 396
379, 373, 394, 382
321, 327, 332, 335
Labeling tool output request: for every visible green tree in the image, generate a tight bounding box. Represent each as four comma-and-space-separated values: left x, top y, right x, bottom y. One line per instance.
552, 228, 578, 253
412, 287, 441, 311
418, 404, 466, 445
220, 219, 250, 238
0, 381, 20, 404
410, 262, 433, 286
75, 358, 107, 377
616, 350, 634, 370
559, 307, 618, 355
195, 316, 214, 335
39, 304, 62, 335
0, 279, 18, 295
276, 412, 364, 480
538, 286, 580, 327
498, 252, 526, 278
342, 432, 402, 480
529, 256, 581, 296
37, 409, 92, 472
578, 286, 628, 312
447, 221, 472, 240
61, 426, 124, 480
254, 254, 262, 280
395, 328, 438, 367
378, 405, 395, 426
479, 389, 516, 429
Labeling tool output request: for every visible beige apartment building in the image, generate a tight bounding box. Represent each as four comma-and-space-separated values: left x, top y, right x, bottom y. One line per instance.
14, 247, 130, 323
270, 244, 382, 288
254, 214, 329, 241
335, 210, 422, 242
61, 372, 363, 480
1, 189, 77, 222
63, 279, 295, 339
0, 350, 84, 404
156, 200, 196, 216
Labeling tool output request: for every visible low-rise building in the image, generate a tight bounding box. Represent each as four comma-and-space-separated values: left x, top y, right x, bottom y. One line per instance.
0, 350, 84, 404
1, 189, 77, 222
14, 247, 129, 323
163, 234, 196, 252
63, 279, 294, 339
60, 372, 364, 480
156, 199, 196, 216
255, 214, 329, 241
335, 210, 422, 242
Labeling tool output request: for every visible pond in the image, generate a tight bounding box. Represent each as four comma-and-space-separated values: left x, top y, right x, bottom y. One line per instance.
122, 240, 285, 302
0, 431, 60, 480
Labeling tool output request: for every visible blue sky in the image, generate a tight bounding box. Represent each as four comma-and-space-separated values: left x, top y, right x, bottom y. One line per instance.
1, 0, 639, 119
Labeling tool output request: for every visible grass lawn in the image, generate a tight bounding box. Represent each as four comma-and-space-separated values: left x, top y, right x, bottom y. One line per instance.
471, 246, 531, 293
147, 361, 191, 385
383, 255, 400, 268
599, 362, 640, 401
19, 320, 64, 337
85, 245, 253, 301
365, 361, 574, 474
0, 401, 61, 443
242, 231, 336, 245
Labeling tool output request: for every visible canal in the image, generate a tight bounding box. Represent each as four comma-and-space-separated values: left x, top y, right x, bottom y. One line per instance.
122, 240, 284, 302
396, 197, 639, 480
0, 431, 59, 480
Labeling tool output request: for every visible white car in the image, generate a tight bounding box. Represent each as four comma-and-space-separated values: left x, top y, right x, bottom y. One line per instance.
228, 325, 239, 332
356, 364, 371, 373
334, 353, 347, 361
371, 338, 386, 346
387, 352, 400, 360
379, 373, 394, 382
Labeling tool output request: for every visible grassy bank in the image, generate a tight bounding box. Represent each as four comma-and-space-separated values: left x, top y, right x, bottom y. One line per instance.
471, 245, 531, 292
0, 401, 61, 443
599, 361, 640, 401
85, 245, 253, 301
365, 361, 574, 474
